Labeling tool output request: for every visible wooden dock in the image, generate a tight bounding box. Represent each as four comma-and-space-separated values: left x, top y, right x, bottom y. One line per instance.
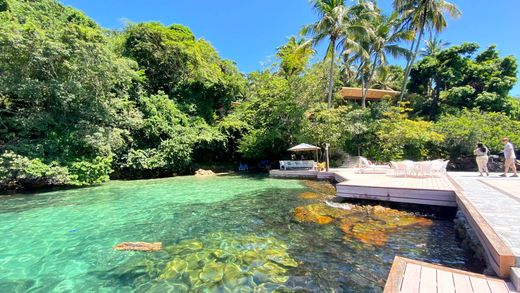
269, 168, 520, 286
384, 257, 517, 293
334, 169, 458, 207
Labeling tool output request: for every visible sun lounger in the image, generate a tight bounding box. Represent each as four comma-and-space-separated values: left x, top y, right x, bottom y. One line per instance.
357, 157, 390, 174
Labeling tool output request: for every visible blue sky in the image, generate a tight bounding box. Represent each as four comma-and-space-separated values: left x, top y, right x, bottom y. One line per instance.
60, 0, 520, 96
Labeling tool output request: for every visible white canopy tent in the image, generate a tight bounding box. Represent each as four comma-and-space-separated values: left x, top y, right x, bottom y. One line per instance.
288, 143, 320, 152
288, 143, 320, 162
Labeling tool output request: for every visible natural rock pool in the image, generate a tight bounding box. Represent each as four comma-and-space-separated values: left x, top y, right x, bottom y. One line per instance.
0, 175, 479, 292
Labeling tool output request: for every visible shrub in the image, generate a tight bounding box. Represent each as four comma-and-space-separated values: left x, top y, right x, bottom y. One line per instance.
0, 151, 68, 189
434, 109, 520, 157
67, 156, 112, 186
367, 118, 444, 161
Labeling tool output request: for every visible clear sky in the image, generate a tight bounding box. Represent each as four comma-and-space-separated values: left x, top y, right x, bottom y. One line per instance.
59, 0, 520, 96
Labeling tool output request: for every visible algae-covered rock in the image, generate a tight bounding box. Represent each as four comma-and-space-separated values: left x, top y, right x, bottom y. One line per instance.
294, 202, 434, 247
158, 259, 188, 280
158, 233, 298, 291
199, 262, 225, 283
302, 180, 336, 195
165, 239, 203, 255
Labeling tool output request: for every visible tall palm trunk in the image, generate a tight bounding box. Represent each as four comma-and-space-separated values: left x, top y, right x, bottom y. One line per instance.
398, 11, 427, 102
362, 55, 379, 108
398, 37, 416, 103
327, 38, 336, 109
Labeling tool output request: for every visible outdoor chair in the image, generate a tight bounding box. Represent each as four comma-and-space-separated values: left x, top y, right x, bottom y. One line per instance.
415, 161, 433, 177
390, 161, 407, 177
357, 157, 390, 174
430, 159, 449, 175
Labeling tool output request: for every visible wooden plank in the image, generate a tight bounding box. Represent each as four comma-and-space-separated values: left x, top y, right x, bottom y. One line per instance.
385, 257, 514, 293
453, 274, 473, 293
401, 263, 421, 293
336, 192, 458, 207
455, 189, 516, 278
487, 278, 511, 293
419, 266, 437, 293
470, 276, 491, 293
436, 270, 455, 293
384, 256, 408, 293
336, 185, 456, 199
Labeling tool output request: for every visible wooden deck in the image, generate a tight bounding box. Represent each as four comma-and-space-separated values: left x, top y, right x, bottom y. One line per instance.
335, 169, 458, 207
384, 257, 518, 293
270, 168, 520, 282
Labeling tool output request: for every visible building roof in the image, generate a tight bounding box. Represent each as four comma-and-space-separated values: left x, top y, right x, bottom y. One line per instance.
340, 87, 400, 101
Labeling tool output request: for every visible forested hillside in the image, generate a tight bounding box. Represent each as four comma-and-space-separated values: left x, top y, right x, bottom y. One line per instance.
0, 0, 518, 190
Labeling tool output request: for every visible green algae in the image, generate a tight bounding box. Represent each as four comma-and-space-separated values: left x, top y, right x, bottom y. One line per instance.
159, 233, 299, 291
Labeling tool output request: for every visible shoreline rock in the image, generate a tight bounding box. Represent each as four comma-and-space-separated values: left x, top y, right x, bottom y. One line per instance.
195, 169, 216, 176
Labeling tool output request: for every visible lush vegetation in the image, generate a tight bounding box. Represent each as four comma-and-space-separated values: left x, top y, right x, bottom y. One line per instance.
0, 0, 518, 190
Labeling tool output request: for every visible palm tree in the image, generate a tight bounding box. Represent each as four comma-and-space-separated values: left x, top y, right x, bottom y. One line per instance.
420, 34, 449, 57
360, 12, 412, 107
276, 37, 315, 78
302, 0, 368, 108
372, 66, 401, 90
394, 0, 461, 101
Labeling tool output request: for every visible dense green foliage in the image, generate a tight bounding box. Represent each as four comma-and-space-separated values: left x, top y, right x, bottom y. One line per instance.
0, 0, 518, 190
408, 43, 519, 119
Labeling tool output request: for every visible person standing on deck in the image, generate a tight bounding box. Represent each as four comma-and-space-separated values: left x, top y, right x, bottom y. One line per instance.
501, 137, 518, 177
473, 143, 489, 176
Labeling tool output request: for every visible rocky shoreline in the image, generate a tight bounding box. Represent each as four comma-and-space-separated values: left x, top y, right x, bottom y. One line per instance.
453, 210, 493, 275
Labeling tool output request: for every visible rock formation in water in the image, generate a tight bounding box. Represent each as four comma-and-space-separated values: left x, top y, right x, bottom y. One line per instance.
113, 242, 162, 252
195, 169, 216, 176
293, 201, 433, 246
159, 233, 298, 291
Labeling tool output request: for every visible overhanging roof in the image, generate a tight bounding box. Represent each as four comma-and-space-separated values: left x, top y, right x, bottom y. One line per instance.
288, 143, 320, 152
340, 87, 400, 101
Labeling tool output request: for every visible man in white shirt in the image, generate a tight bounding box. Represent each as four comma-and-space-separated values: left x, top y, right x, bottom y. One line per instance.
501, 137, 518, 177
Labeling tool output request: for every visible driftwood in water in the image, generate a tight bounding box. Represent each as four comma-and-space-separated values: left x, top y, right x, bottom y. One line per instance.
113, 242, 162, 252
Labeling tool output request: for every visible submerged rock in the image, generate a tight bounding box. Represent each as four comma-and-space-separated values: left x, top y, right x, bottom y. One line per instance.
293, 202, 433, 246
159, 233, 298, 291
325, 200, 352, 210
113, 242, 162, 252
302, 180, 336, 195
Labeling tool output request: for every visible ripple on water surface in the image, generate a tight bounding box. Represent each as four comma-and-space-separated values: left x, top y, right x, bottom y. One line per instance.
0, 175, 477, 292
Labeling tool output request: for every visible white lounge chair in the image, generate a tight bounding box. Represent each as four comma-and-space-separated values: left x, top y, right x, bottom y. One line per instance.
357, 157, 390, 174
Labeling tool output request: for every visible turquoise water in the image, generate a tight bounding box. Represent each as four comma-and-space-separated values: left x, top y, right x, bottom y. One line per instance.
0, 175, 475, 292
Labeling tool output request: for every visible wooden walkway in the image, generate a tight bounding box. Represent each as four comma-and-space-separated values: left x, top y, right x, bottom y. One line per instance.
334, 169, 458, 207
270, 168, 520, 284
384, 257, 517, 293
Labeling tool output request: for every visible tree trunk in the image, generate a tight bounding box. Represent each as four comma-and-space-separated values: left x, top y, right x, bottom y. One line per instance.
429, 78, 441, 119
362, 55, 379, 109
327, 39, 336, 109
399, 12, 427, 102
360, 66, 366, 108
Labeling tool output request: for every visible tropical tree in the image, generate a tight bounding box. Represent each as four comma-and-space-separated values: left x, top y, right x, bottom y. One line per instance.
394, 0, 461, 101
302, 0, 351, 108
360, 12, 412, 107
276, 37, 315, 78
372, 65, 404, 90
421, 34, 450, 57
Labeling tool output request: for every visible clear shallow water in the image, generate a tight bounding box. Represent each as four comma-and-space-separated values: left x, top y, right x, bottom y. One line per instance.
0, 175, 475, 292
